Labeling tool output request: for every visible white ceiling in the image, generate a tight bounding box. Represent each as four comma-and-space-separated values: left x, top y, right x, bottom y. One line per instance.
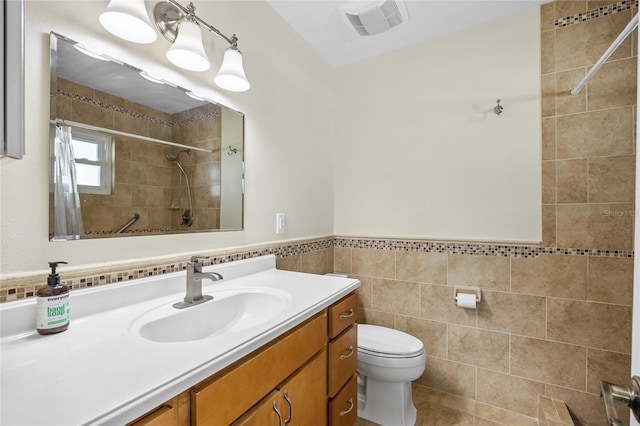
265, 0, 550, 67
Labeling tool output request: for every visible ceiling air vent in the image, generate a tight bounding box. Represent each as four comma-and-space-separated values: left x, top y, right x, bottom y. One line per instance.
342, 0, 409, 37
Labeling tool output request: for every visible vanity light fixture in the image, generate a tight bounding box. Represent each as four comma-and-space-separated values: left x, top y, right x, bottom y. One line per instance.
154, 1, 251, 92
99, 0, 157, 44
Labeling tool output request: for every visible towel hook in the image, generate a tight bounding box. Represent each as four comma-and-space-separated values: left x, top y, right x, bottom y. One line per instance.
493, 99, 504, 116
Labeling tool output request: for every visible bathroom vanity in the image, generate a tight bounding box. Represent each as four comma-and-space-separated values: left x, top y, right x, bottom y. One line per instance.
0, 255, 360, 425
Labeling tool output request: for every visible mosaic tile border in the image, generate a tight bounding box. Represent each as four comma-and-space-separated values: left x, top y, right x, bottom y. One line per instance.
333, 237, 634, 259
52, 89, 218, 128
1, 236, 633, 303
554, 0, 638, 28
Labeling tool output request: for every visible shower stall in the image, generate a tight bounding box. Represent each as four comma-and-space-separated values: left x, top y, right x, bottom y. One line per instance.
166, 149, 194, 227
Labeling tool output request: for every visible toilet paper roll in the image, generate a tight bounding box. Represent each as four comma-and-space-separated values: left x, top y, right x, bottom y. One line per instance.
456, 293, 477, 309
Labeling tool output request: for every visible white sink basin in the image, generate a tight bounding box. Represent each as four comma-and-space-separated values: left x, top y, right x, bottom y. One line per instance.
131, 288, 291, 343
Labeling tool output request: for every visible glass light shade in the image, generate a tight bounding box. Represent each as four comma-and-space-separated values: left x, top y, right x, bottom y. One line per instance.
99, 0, 157, 44
214, 48, 250, 92
166, 20, 210, 72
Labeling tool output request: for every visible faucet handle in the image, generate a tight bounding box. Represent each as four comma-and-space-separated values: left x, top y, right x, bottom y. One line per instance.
190, 255, 210, 264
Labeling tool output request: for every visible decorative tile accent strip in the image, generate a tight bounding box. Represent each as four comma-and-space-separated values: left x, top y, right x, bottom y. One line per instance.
1, 236, 632, 303
52, 89, 217, 128
333, 237, 634, 259
555, 0, 638, 28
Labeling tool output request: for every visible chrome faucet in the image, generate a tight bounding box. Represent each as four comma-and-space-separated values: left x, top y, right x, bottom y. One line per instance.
173, 256, 223, 309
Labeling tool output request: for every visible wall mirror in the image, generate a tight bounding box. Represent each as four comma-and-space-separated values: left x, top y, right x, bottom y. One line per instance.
49, 32, 244, 240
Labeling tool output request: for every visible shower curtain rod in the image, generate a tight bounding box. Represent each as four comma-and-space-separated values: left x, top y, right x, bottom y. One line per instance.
50, 118, 213, 154
571, 13, 638, 95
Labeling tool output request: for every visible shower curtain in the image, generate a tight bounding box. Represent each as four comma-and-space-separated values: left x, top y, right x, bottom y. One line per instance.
53, 125, 84, 240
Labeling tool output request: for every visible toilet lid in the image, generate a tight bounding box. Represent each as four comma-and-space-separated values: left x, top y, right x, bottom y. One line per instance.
358, 324, 424, 357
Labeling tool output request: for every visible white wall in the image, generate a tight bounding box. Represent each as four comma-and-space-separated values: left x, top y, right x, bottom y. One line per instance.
0, 1, 335, 275
333, 8, 542, 243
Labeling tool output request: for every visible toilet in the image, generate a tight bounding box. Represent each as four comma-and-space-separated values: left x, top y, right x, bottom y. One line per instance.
357, 324, 427, 426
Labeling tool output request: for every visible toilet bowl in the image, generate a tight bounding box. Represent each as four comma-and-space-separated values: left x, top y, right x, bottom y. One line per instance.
357, 324, 426, 426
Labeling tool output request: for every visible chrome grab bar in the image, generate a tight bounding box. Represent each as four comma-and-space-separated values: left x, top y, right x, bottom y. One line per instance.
600, 376, 640, 426
116, 212, 140, 233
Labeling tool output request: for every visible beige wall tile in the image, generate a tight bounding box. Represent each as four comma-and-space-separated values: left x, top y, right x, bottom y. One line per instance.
555, 12, 634, 72
512, 254, 587, 299
542, 161, 557, 204
352, 248, 395, 279
587, 57, 637, 110
511, 336, 586, 390
588, 256, 633, 305
447, 255, 510, 291
413, 386, 476, 417
557, 159, 588, 203
372, 279, 420, 316
556, 203, 634, 250
357, 307, 395, 328
355, 275, 373, 309
588, 154, 635, 203
396, 251, 447, 284
546, 384, 630, 426
540, 2, 555, 33
72, 99, 114, 129
301, 249, 328, 274
542, 205, 557, 247
586, 348, 631, 394
132, 185, 163, 208
421, 357, 476, 399
275, 254, 301, 271
555, 1, 586, 20
556, 107, 634, 159
556, 68, 587, 115
396, 315, 447, 359
420, 283, 476, 327
333, 247, 352, 275
477, 369, 545, 418
547, 298, 632, 353
541, 30, 556, 74
478, 291, 546, 338
542, 117, 557, 161
542, 73, 557, 118
447, 325, 509, 373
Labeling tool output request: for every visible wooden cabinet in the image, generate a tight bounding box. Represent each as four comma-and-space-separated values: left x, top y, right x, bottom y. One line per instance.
326, 293, 359, 424
128, 291, 358, 426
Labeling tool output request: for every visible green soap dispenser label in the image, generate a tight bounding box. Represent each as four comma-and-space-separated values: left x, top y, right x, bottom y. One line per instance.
36, 294, 70, 328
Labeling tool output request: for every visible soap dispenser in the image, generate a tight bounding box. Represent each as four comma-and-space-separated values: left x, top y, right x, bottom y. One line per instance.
36, 261, 70, 335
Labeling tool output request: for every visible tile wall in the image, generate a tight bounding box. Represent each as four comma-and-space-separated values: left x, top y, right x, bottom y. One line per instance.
51, 79, 221, 236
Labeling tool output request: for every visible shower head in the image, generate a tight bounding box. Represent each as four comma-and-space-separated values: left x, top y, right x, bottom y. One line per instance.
166, 149, 191, 162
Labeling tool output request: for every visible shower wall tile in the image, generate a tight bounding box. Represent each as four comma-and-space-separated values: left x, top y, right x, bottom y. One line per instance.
541, 30, 556, 74
542, 117, 556, 160
587, 256, 634, 304
586, 349, 632, 395
447, 254, 510, 291
72, 99, 113, 129
510, 336, 586, 390
556, 203, 634, 250
476, 369, 545, 418
545, 385, 630, 426
556, 107, 634, 158
588, 154, 635, 202
555, 1, 587, 20
542, 204, 557, 247
556, 158, 587, 203
541, 73, 557, 117
474, 402, 540, 426
555, 68, 587, 115
542, 161, 557, 204
547, 298, 632, 352
511, 254, 587, 299
477, 291, 546, 338
541, 2, 555, 32
587, 57, 638, 109
447, 325, 509, 373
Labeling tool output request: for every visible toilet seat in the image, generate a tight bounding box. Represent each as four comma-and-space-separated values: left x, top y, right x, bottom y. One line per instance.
358, 324, 424, 358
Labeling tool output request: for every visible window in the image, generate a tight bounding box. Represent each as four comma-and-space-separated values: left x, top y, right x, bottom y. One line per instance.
51, 127, 114, 195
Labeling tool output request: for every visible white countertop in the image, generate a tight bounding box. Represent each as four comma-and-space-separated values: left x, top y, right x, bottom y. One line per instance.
0, 255, 360, 425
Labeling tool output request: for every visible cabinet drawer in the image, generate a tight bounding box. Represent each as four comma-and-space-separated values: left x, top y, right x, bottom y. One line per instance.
328, 293, 358, 339
328, 324, 357, 397
329, 374, 358, 426
128, 405, 174, 426
192, 311, 328, 425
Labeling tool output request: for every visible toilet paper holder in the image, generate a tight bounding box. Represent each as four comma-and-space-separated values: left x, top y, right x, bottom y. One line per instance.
453, 286, 481, 304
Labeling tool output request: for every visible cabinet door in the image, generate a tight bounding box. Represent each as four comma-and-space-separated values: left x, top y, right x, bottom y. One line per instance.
278, 349, 327, 425
233, 391, 284, 426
